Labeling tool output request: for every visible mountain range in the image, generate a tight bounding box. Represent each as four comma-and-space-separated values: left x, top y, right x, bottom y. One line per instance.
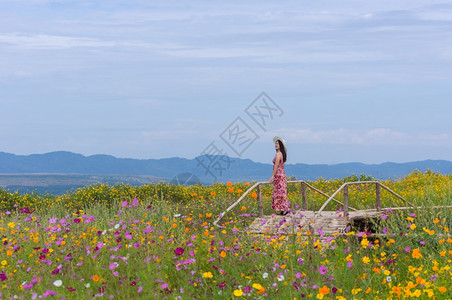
1, 151, 452, 184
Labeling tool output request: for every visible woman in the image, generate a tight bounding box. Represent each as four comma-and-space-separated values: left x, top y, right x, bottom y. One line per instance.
269, 136, 289, 215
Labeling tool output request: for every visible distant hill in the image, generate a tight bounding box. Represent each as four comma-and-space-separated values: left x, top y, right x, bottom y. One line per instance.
1, 151, 452, 193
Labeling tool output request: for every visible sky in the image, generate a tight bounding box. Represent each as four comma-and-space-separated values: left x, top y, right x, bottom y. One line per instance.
1, 0, 452, 165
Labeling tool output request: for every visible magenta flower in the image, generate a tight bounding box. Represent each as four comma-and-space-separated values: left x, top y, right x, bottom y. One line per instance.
19, 207, 35, 214
404, 246, 411, 252
174, 247, 185, 256
138, 286, 143, 293
318, 265, 328, 275
382, 227, 389, 234
121, 200, 128, 207
134, 242, 141, 248
347, 261, 353, 268
131, 198, 139, 206
73, 218, 81, 223
109, 262, 118, 270
0, 272, 7, 281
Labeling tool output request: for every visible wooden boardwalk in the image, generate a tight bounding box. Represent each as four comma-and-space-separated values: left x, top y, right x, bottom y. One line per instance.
247, 209, 381, 235
214, 179, 452, 236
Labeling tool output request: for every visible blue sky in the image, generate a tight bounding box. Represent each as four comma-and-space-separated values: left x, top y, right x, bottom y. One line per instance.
1, 0, 452, 164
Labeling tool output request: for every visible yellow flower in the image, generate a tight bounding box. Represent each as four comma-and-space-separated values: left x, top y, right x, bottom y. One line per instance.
220, 251, 226, 258
252, 283, 263, 290
233, 289, 243, 297
203, 272, 213, 278
410, 224, 416, 230
362, 256, 370, 264
7, 222, 15, 229
1, 260, 7, 266
361, 238, 369, 248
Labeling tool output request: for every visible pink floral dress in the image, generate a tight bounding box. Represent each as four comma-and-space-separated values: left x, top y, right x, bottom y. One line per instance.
272, 155, 289, 212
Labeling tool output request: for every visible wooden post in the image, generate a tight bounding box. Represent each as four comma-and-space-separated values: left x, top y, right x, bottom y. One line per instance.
301, 182, 307, 210
343, 185, 349, 219
257, 184, 263, 217
375, 183, 381, 211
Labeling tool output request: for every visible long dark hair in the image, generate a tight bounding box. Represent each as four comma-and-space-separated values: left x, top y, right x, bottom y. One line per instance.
278, 140, 287, 162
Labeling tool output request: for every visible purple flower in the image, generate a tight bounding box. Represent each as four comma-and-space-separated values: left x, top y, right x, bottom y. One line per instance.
297, 257, 304, 265
404, 246, 411, 252
19, 207, 35, 214
138, 286, 143, 293
121, 200, 128, 207
347, 261, 353, 268
0, 272, 7, 281
161, 283, 168, 289
134, 242, 141, 248
380, 214, 388, 219
318, 265, 328, 275
174, 247, 185, 256
131, 198, 139, 206
42, 290, 57, 297
382, 227, 389, 234
109, 262, 118, 271
73, 218, 81, 223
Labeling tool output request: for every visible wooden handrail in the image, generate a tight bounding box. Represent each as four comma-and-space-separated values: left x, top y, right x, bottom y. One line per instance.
314, 181, 414, 221
213, 180, 350, 227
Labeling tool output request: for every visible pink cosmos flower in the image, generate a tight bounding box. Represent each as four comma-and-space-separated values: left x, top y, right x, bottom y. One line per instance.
109, 262, 118, 271
318, 265, 328, 275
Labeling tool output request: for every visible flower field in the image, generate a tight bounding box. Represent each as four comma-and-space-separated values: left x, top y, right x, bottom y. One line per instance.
0, 170, 451, 299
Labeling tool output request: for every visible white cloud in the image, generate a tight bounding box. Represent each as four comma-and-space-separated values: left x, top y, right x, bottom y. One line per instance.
0, 33, 114, 50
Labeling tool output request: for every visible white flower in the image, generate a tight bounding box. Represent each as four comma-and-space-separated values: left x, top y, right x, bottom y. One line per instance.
114, 224, 120, 229
174, 214, 181, 217
21, 281, 27, 286
85, 283, 91, 288
277, 274, 285, 282
386, 276, 392, 282
262, 272, 268, 279
53, 280, 63, 287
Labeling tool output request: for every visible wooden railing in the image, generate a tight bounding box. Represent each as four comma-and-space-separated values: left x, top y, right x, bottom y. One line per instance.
213, 180, 356, 227
213, 180, 415, 227
314, 181, 414, 220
